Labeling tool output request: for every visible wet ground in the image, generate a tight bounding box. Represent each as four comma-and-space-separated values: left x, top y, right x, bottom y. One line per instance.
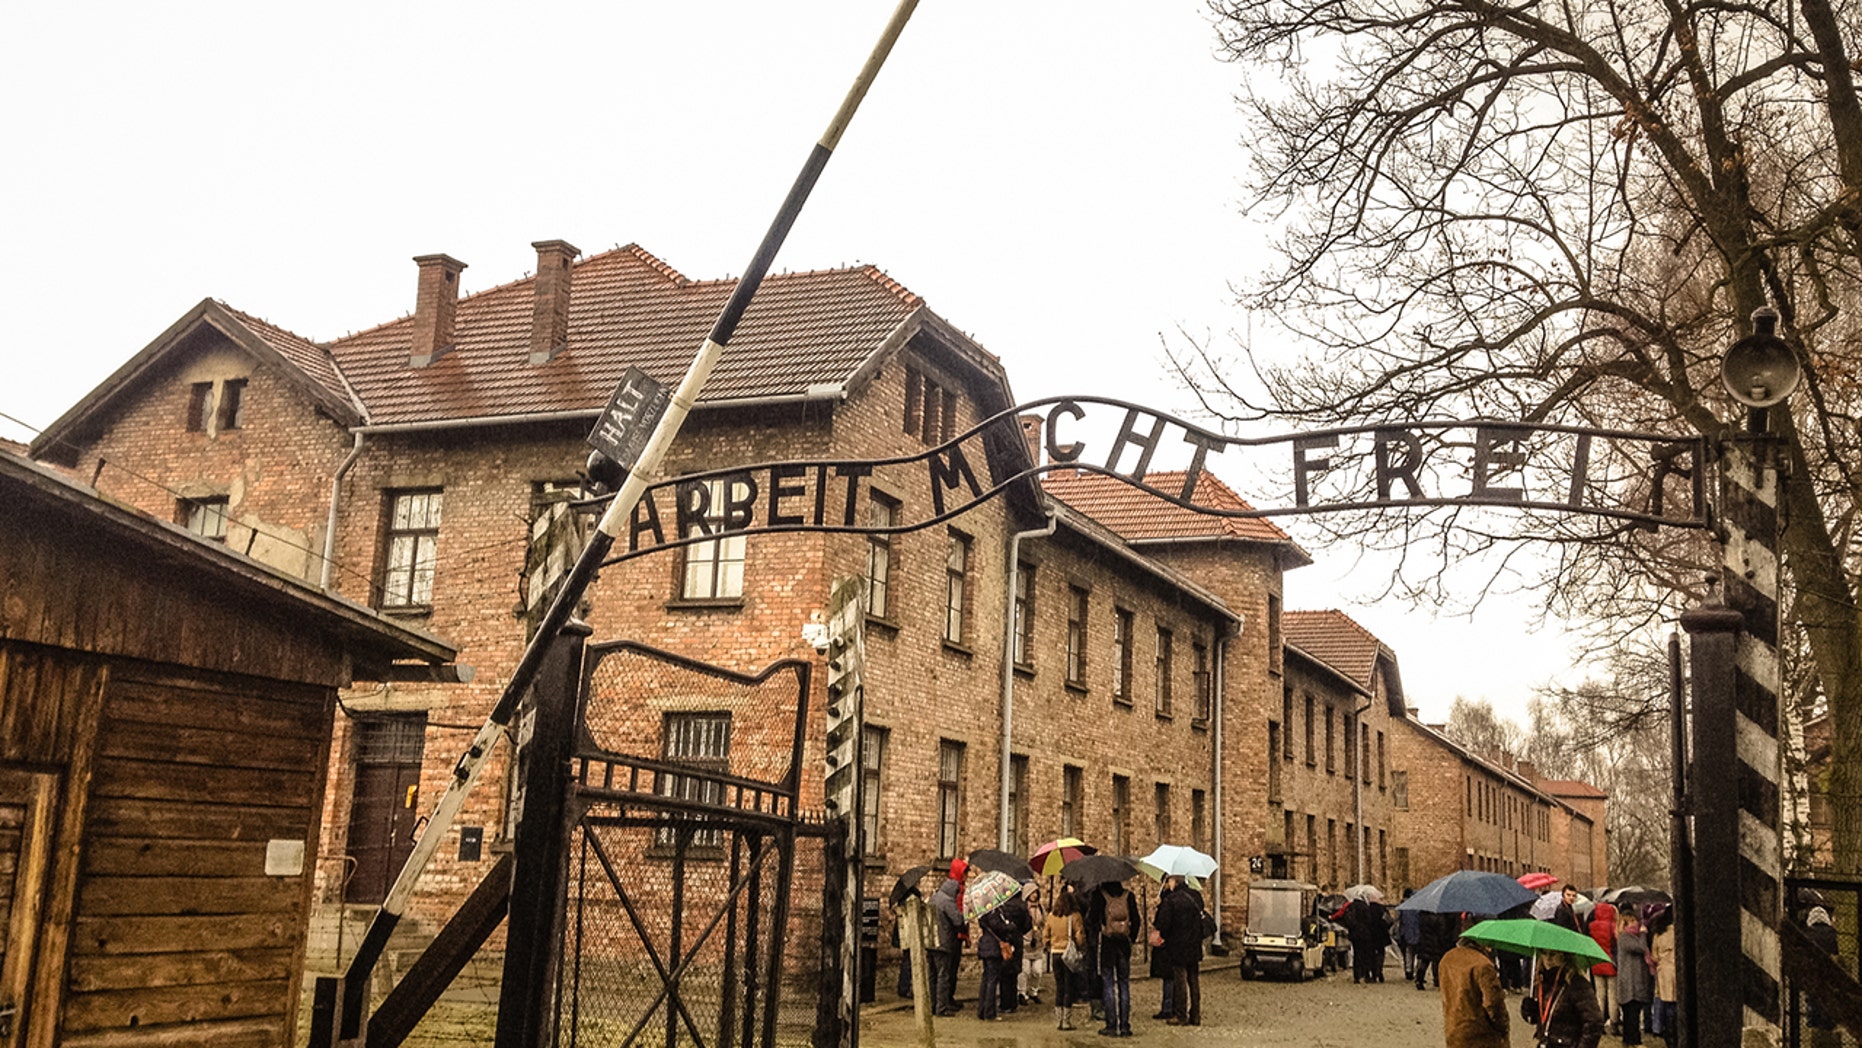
861, 958, 1551, 1047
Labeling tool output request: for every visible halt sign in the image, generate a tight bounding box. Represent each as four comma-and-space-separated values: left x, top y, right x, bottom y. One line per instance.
587, 367, 671, 470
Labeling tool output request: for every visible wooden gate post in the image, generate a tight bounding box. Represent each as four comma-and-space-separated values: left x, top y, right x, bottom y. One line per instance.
495, 619, 591, 1048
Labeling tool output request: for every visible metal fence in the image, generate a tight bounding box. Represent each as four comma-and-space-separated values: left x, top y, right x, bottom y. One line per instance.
1784, 876, 1860, 1048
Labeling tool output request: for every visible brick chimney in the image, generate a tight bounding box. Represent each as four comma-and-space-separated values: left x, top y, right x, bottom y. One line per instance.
529, 239, 579, 364
410, 254, 468, 368
1019, 414, 1043, 468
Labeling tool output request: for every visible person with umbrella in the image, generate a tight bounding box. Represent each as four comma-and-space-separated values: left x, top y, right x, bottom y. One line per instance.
1043, 886, 1086, 1030
1613, 908, 1652, 1044
1086, 873, 1142, 1037
1522, 947, 1605, 1048
1155, 874, 1205, 1026
928, 859, 969, 1017
1439, 914, 1509, 1047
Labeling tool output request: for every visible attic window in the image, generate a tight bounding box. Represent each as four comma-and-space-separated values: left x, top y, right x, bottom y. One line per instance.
186, 383, 213, 432
178, 497, 229, 542
218, 379, 247, 430
904, 365, 956, 446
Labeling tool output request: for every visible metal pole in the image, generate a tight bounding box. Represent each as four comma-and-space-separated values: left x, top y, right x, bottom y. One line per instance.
1668, 628, 1697, 1048
337, 0, 921, 1015
494, 620, 589, 1048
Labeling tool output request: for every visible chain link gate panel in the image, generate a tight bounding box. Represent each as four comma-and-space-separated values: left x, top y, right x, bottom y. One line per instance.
556, 641, 825, 1048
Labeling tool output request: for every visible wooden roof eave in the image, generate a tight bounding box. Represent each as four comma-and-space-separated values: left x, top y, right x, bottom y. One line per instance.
2, 453, 456, 672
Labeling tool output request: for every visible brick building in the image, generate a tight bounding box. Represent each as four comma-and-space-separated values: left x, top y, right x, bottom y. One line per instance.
1270, 610, 1404, 891
1387, 714, 1607, 892
28, 237, 1609, 979
26, 242, 1276, 943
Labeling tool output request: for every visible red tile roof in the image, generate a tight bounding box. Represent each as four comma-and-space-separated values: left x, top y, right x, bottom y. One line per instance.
1283, 609, 1387, 691
217, 304, 358, 415
329, 245, 928, 426
1040, 469, 1307, 558
1536, 778, 1608, 800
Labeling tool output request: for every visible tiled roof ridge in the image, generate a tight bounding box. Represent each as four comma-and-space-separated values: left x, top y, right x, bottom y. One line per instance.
329, 243, 676, 346
214, 301, 327, 349
858, 264, 924, 308
621, 243, 691, 286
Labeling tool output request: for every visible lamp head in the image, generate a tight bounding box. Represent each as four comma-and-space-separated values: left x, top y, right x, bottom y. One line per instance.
1721, 307, 1799, 408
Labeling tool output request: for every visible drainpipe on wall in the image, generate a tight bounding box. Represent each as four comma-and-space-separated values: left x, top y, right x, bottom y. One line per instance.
999, 506, 1058, 851
1353, 695, 1372, 883
1211, 631, 1229, 944
321, 432, 365, 590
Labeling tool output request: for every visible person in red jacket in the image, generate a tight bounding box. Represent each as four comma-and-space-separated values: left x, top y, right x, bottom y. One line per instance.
1586, 902, 1619, 1035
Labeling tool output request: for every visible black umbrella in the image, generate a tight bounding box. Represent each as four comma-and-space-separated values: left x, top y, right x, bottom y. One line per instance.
1061, 853, 1139, 889
1603, 886, 1673, 913
968, 848, 1034, 880
890, 864, 936, 906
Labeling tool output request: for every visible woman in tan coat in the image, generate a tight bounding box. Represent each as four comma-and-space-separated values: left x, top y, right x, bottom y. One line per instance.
1044, 888, 1087, 1030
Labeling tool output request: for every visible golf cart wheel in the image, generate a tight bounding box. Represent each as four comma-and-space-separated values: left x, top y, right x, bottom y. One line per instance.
1239, 955, 1258, 980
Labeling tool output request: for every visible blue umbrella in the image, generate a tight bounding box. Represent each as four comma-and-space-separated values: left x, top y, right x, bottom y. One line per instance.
1395, 870, 1538, 916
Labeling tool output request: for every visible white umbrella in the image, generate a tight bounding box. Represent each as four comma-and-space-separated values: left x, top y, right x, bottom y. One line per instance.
1136, 844, 1218, 887
1530, 893, 1561, 920
1343, 883, 1385, 903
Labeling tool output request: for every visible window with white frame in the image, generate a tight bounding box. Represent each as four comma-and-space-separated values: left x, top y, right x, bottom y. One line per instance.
178, 496, 229, 542
381, 489, 443, 609
1012, 561, 1035, 667
680, 477, 749, 600
1112, 607, 1134, 705
1066, 586, 1089, 687
944, 531, 970, 644
865, 494, 897, 619
861, 725, 887, 853
937, 740, 964, 860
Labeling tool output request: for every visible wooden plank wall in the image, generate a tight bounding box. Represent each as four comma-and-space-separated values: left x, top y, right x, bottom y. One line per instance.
57, 662, 333, 1048
1, 499, 351, 690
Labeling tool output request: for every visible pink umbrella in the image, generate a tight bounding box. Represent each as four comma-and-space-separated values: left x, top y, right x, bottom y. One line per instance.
1518, 871, 1558, 892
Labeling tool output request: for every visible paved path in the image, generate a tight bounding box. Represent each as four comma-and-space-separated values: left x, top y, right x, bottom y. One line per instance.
861, 962, 1546, 1047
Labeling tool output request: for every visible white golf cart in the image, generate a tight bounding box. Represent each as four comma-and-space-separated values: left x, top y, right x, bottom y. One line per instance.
1238, 879, 1327, 980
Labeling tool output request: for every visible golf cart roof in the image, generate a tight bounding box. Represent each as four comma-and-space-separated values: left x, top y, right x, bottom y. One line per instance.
1249, 879, 1318, 892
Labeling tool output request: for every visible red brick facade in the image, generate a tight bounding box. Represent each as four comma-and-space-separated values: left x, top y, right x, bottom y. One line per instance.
31, 242, 1611, 973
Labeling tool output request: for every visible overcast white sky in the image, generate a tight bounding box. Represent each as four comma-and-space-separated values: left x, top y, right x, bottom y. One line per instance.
0, 1, 1587, 721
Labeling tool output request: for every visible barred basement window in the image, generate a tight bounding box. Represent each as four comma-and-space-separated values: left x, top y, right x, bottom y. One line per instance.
658, 712, 731, 850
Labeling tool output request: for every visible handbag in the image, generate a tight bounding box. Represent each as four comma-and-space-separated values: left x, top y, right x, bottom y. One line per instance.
1063, 941, 1084, 969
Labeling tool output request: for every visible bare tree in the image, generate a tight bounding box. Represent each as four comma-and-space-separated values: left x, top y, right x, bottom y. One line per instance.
1443, 696, 1525, 758
1193, 0, 1862, 875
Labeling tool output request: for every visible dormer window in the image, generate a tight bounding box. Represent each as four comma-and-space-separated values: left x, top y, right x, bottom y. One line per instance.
186, 383, 213, 432
903, 364, 956, 446
218, 379, 247, 430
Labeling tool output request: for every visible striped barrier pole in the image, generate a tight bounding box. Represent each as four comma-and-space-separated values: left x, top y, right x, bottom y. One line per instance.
326, 4, 921, 1039
1682, 308, 1790, 1047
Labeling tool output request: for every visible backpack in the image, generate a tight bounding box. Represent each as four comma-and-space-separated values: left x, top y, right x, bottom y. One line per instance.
1103, 892, 1133, 941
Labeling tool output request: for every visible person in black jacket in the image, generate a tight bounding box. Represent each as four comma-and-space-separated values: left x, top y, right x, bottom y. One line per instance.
987, 889, 1034, 1017
1415, 910, 1457, 990
1522, 949, 1605, 1048
1155, 876, 1206, 1026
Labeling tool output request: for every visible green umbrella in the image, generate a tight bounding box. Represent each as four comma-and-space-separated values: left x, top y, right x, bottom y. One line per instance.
1462, 918, 1611, 967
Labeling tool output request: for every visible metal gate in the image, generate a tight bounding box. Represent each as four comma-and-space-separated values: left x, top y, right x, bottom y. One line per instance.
555, 640, 822, 1048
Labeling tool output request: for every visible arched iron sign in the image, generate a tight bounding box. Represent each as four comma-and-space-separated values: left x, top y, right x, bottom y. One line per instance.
587, 395, 1710, 571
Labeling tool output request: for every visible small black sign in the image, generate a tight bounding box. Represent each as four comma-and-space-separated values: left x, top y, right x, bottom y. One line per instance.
459, 826, 484, 862
588, 367, 671, 470
1248, 855, 1265, 874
